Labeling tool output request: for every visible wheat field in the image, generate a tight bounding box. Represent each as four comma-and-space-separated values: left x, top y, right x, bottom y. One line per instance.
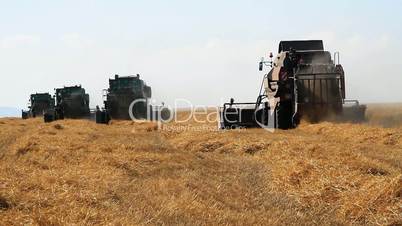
0, 104, 401, 225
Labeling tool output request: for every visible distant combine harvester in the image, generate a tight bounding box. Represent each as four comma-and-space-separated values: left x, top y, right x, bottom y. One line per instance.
96, 74, 170, 124
22, 74, 170, 124
22, 93, 55, 119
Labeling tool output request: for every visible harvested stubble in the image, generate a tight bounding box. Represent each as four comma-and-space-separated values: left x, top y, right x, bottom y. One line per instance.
0, 105, 401, 225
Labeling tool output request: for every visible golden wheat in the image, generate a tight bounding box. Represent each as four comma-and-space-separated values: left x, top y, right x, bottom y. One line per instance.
0, 104, 401, 225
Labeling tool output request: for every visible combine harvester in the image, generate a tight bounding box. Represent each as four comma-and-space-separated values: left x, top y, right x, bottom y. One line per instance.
220, 40, 366, 129
22, 93, 55, 119
44, 85, 91, 122
96, 74, 170, 124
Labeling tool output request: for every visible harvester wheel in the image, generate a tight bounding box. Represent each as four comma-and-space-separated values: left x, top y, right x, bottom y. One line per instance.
96, 110, 110, 124
21, 111, 29, 120
44, 112, 55, 123
277, 101, 293, 129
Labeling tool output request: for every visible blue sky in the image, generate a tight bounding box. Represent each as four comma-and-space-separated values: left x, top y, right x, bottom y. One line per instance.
1, 0, 401, 110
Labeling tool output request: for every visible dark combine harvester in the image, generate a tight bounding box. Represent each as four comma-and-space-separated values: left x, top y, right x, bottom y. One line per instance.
44, 85, 90, 122
22, 93, 55, 119
96, 74, 170, 124
220, 40, 366, 129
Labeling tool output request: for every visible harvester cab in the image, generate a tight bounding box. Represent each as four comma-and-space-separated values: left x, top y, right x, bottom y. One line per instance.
44, 85, 90, 122
220, 40, 366, 130
96, 74, 170, 124
22, 93, 55, 119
